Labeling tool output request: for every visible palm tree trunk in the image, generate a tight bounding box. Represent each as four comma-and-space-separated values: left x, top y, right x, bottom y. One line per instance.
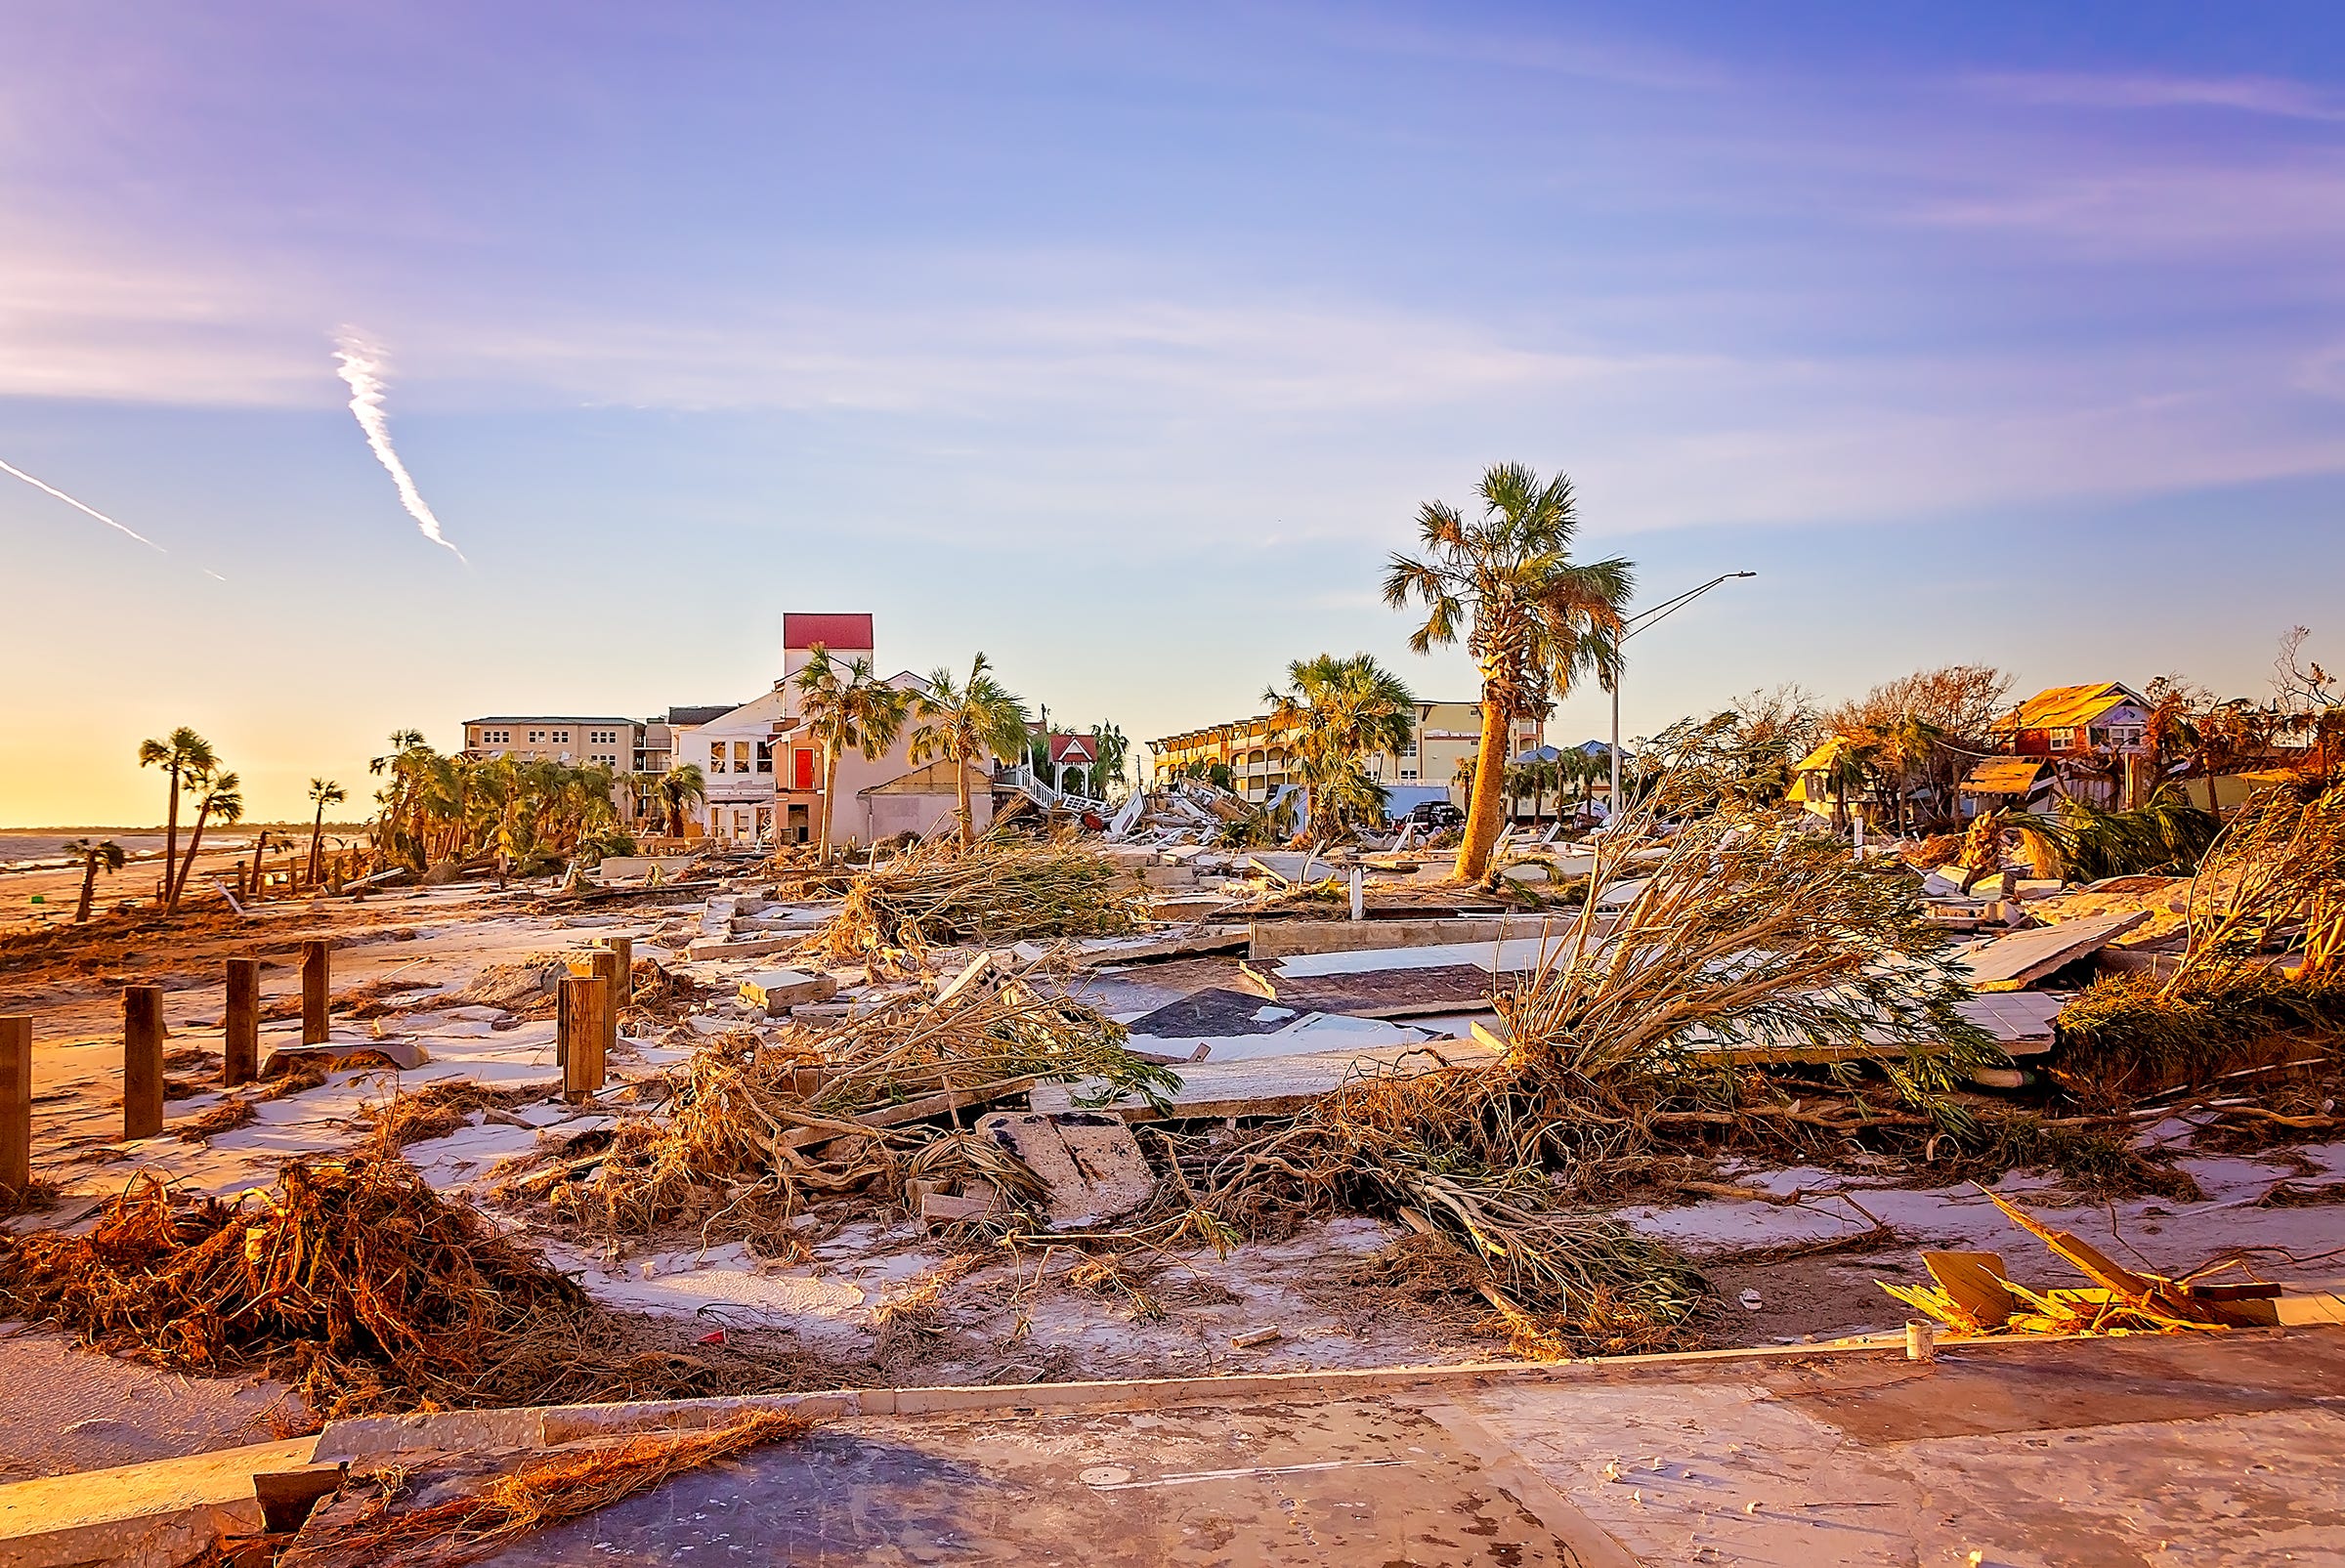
76, 855, 99, 922
819, 746, 841, 863
161, 768, 181, 905
169, 803, 214, 913
955, 750, 975, 848
308, 806, 326, 884
1454, 697, 1513, 881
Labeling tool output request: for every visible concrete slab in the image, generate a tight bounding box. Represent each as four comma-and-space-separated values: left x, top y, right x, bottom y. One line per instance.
434, 1329, 2345, 1567
0, 1437, 316, 1568
1031, 1038, 1500, 1121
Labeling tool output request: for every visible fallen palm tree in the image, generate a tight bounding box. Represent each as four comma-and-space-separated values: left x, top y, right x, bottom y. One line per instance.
0, 1147, 829, 1418
2053, 775, 2345, 1106
814, 834, 1148, 960
1083, 770, 2010, 1355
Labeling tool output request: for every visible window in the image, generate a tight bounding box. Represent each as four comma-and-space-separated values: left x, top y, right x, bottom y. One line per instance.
1401, 742, 1418, 758
528, 729, 545, 744
478, 728, 510, 745
2103, 725, 2143, 748
2049, 727, 2076, 752
1401, 770, 1418, 781
755, 741, 773, 773
552, 730, 571, 744
732, 742, 751, 774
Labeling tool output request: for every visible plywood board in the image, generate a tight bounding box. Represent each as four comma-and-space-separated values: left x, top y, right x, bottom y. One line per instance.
1961, 910, 2151, 990
1030, 1038, 1501, 1121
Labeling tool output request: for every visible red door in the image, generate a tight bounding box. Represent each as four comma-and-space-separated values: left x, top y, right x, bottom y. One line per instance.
793, 748, 816, 790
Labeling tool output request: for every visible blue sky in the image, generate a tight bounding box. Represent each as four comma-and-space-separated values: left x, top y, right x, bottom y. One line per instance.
5, 1, 2344, 822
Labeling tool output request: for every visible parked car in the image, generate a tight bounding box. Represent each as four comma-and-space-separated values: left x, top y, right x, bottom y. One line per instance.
1400, 800, 1465, 830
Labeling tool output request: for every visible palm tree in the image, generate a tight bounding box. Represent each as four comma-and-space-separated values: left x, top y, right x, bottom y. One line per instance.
654, 763, 707, 839
305, 779, 347, 883
796, 645, 913, 861
1263, 654, 1418, 839
64, 838, 126, 922
1384, 463, 1633, 879
167, 768, 242, 912
368, 729, 433, 869
137, 727, 216, 903
911, 653, 1032, 848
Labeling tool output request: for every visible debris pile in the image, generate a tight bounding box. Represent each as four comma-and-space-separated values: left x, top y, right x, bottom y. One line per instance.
532, 962, 1179, 1241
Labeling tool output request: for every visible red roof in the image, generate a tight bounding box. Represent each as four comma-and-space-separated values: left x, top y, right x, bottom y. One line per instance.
783, 613, 874, 653
1048, 733, 1098, 765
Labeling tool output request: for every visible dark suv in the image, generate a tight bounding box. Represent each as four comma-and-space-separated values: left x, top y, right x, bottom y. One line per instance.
1401, 801, 1465, 830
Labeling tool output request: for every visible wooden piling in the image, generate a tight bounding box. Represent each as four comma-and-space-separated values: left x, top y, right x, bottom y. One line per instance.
301, 940, 330, 1045
590, 947, 625, 1062
1, 1016, 30, 1193
225, 958, 261, 1087
124, 986, 165, 1140
559, 975, 608, 1100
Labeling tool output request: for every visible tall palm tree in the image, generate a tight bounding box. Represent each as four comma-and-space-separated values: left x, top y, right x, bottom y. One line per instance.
654, 762, 707, 839
911, 653, 1031, 848
1385, 463, 1633, 879
304, 778, 347, 883
64, 838, 126, 922
137, 727, 216, 903
167, 768, 242, 912
1263, 654, 1418, 839
796, 646, 913, 861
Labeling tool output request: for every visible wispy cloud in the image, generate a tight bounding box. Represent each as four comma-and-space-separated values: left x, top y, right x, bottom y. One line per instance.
1967, 70, 2345, 122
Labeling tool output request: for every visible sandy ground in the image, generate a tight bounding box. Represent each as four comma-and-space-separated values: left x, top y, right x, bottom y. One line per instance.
4, 872, 2343, 1490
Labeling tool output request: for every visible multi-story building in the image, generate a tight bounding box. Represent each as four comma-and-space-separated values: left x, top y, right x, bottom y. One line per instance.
676, 613, 996, 848
1151, 700, 1542, 810
459, 717, 641, 771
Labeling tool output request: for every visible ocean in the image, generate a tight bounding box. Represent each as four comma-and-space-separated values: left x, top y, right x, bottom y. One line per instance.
0, 833, 252, 872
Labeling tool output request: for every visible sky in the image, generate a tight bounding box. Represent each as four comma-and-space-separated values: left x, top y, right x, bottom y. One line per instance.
5, 1, 2345, 825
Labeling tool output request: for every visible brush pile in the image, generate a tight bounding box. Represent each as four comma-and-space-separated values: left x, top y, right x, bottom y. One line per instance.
0, 1148, 825, 1417
814, 835, 1147, 960
533, 966, 1178, 1241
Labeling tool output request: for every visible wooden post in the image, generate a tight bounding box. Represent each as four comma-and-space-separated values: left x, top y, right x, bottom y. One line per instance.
591, 947, 625, 1062
301, 940, 330, 1045
559, 975, 608, 1100
225, 958, 261, 1087
123, 986, 164, 1140
602, 935, 634, 996
1, 1016, 30, 1193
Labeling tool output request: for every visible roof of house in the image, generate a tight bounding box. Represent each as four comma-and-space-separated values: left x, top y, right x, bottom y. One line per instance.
665, 704, 738, 727
859, 758, 989, 797
462, 716, 635, 727
1049, 733, 1098, 765
2005, 682, 2146, 732
783, 613, 874, 652
1961, 756, 2053, 794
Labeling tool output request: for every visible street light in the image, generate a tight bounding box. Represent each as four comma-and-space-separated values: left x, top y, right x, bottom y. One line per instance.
1605, 572, 1758, 821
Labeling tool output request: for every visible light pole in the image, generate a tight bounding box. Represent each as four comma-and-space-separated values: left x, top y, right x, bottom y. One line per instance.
1605, 572, 1757, 821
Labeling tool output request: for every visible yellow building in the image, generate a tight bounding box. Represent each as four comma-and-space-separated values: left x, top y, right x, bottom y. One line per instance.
1151, 701, 1540, 807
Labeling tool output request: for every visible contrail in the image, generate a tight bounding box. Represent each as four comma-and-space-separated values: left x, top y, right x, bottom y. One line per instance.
0, 457, 167, 552
332, 333, 465, 562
